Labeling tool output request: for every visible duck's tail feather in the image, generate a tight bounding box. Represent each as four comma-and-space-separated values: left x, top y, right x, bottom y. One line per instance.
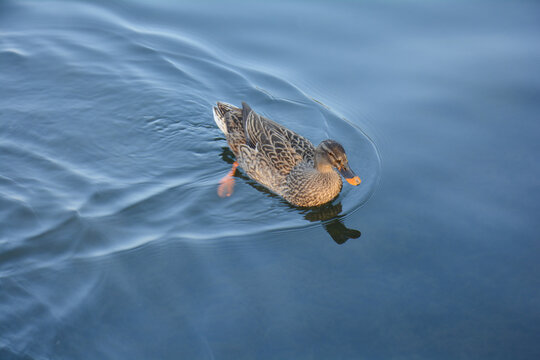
213, 101, 239, 135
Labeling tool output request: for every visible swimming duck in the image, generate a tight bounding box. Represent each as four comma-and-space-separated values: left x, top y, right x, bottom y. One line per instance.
213, 102, 361, 207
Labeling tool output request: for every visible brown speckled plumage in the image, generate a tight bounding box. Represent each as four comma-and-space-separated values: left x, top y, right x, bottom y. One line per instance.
213, 102, 360, 207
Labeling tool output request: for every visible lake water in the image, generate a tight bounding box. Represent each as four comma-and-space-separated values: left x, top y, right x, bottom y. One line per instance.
1, 1, 539, 359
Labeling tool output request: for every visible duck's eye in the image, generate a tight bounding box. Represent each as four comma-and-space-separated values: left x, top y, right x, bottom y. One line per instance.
327, 152, 338, 163
329, 154, 345, 168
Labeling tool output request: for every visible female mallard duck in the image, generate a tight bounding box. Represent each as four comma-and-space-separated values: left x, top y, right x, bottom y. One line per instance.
213, 102, 361, 207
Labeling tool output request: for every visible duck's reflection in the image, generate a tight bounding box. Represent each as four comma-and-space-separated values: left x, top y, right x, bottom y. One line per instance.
219, 146, 361, 244
296, 202, 361, 245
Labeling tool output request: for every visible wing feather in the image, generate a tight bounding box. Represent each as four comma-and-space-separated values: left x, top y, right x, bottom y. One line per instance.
241, 103, 314, 176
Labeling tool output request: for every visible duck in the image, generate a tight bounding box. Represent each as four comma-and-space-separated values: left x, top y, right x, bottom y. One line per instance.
213, 102, 361, 207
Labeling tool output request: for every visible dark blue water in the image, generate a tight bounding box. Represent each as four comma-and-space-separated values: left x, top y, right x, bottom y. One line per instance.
1, 1, 539, 359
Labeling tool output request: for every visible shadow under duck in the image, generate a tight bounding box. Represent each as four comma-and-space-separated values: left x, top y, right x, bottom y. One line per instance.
213, 102, 361, 207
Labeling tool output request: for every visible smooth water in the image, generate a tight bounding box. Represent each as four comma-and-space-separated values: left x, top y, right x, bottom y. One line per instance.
1, 1, 539, 359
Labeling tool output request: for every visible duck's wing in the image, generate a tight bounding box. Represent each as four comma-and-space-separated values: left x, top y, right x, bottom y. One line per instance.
242, 103, 315, 172
242, 102, 313, 176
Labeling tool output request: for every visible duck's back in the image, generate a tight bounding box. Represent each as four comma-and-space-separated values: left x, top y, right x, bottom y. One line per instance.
240, 103, 315, 165
213, 102, 315, 180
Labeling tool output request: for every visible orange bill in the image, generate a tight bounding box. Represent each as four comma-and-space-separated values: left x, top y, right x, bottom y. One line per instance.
339, 164, 361, 186
346, 176, 361, 186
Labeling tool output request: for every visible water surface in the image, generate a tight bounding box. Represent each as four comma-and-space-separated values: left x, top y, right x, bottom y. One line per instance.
1, 1, 539, 359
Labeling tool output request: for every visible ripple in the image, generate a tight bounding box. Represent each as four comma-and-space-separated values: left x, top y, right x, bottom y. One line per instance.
0, 0, 381, 265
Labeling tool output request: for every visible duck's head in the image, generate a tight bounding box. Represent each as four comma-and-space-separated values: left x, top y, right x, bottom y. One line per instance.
315, 140, 361, 185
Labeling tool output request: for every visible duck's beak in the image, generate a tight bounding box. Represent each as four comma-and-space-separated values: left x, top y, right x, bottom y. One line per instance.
339, 164, 361, 186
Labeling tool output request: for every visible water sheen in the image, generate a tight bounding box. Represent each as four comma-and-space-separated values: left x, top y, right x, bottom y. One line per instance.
1, 1, 539, 359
